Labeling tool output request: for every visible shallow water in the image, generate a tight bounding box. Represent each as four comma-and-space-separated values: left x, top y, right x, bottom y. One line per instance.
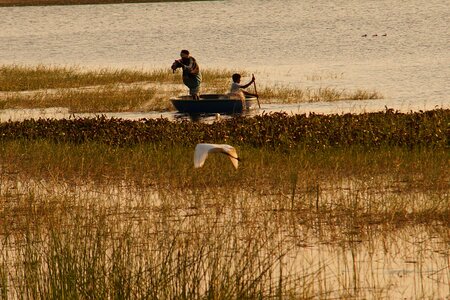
1, 96, 448, 123
1, 0, 449, 116
1, 178, 449, 298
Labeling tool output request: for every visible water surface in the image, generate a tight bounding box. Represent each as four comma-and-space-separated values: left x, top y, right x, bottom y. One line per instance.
1, 0, 449, 113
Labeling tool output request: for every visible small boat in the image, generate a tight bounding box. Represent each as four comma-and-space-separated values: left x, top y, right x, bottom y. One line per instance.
170, 94, 257, 114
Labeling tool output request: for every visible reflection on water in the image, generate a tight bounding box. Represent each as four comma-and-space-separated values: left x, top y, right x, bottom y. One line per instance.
0, 0, 449, 108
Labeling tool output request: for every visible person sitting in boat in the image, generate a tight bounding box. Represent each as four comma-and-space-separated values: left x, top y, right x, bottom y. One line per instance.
171, 50, 202, 100
229, 73, 257, 101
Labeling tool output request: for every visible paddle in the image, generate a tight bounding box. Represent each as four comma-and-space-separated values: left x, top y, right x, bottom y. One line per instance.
252, 73, 261, 108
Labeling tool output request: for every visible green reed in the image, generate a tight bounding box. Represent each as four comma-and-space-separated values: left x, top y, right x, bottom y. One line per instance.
1, 147, 448, 298
0, 65, 150, 91
0, 184, 300, 299
0, 85, 448, 299
1, 137, 448, 298
1, 139, 448, 224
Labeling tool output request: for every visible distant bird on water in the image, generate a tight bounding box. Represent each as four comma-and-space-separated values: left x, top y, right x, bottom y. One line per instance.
362, 33, 387, 38
194, 143, 240, 169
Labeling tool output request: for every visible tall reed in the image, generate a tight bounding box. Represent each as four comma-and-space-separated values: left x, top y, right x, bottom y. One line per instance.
0, 65, 232, 92
1, 139, 448, 298
1, 86, 160, 112
0, 65, 384, 112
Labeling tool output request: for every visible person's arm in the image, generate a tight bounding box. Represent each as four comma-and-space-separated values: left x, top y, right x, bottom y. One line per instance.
178, 57, 193, 70
180, 58, 199, 75
239, 75, 255, 89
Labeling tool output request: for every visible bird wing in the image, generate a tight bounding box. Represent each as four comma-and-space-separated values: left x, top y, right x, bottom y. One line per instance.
194, 144, 213, 168
221, 145, 239, 169
194, 143, 239, 169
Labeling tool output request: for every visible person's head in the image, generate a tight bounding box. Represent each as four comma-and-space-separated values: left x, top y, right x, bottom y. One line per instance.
232, 73, 241, 83
180, 49, 190, 59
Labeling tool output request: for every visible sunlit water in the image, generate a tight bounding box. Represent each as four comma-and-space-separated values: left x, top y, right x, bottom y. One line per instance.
0, 0, 449, 120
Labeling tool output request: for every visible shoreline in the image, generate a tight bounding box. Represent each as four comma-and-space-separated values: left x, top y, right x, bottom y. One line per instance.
0, 0, 208, 7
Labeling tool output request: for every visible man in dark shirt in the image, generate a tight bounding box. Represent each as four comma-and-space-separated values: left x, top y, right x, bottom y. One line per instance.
171, 49, 202, 100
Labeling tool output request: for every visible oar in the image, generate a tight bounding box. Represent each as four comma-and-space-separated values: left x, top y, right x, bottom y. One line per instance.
252, 73, 260, 108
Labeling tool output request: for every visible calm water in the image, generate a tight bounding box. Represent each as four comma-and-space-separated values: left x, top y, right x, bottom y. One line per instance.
0, 0, 449, 114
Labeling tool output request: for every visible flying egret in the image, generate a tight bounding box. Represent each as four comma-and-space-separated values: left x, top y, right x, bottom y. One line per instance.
194, 143, 240, 169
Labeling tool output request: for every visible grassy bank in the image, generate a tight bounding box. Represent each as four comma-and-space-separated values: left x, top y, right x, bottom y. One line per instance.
0, 65, 383, 112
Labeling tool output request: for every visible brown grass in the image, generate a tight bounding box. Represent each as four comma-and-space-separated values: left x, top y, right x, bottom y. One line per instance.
0, 65, 384, 112
0, 141, 448, 298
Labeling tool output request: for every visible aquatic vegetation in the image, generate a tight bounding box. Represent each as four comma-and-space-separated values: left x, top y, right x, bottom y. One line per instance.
0, 86, 162, 112
0, 65, 153, 91
0, 109, 447, 149
0, 140, 448, 298
0, 111, 448, 299
259, 85, 382, 102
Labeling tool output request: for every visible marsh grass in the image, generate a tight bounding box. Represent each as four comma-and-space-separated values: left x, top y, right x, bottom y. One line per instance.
0, 140, 449, 298
0, 65, 383, 112
0, 65, 152, 91
1, 143, 449, 298
0, 65, 232, 92
1, 86, 165, 112
1, 140, 448, 224
1, 188, 303, 299
258, 85, 382, 103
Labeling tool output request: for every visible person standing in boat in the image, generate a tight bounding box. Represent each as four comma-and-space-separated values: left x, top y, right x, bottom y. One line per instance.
171, 50, 202, 100
229, 73, 257, 101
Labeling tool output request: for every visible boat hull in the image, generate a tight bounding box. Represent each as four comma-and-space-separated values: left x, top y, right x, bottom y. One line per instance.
170, 94, 257, 114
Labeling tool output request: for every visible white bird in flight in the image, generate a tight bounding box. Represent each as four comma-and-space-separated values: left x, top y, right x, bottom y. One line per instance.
194, 143, 240, 169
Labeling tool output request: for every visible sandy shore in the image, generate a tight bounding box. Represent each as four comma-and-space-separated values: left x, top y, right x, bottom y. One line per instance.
0, 0, 201, 7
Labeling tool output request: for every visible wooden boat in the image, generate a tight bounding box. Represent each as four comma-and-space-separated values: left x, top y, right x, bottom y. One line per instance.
170, 94, 257, 114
